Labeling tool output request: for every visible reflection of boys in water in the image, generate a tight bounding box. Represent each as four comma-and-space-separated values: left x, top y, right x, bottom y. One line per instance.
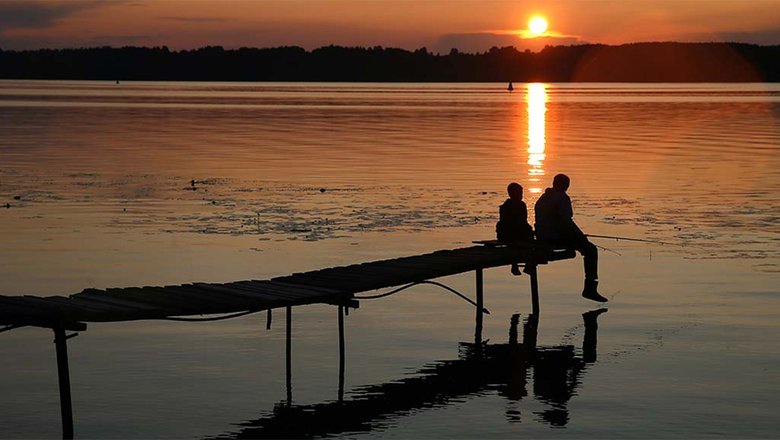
225, 310, 608, 438
501, 309, 608, 426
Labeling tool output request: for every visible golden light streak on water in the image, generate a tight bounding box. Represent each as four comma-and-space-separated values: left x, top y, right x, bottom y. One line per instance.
526, 83, 547, 193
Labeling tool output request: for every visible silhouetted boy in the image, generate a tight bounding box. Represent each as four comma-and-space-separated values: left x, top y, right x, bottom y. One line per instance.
534, 174, 607, 302
496, 182, 534, 275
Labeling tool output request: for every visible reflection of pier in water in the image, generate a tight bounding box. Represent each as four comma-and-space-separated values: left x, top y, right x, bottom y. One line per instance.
217, 310, 606, 439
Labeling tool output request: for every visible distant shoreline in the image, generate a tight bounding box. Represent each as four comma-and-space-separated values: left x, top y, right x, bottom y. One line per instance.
1, 42, 778, 82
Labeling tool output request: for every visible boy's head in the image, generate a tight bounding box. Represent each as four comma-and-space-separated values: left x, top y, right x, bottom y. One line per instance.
507, 182, 523, 200
553, 174, 570, 192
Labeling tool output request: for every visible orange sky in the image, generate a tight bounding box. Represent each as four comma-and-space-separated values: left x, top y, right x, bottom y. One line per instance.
1, 0, 779, 52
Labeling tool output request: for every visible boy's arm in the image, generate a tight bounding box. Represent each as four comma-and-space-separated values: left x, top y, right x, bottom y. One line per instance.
559, 197, 585, 238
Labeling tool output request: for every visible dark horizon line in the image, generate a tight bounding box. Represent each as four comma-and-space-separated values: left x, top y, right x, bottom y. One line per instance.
2, 40, 779, 55
2, 41, 778, 82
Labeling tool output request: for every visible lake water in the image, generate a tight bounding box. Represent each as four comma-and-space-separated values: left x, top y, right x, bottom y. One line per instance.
0, 81, 778, 438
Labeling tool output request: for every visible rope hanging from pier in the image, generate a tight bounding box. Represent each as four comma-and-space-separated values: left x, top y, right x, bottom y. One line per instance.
162, 279, 488, 322
161, 309, 260, 322
355, 281, 490, 315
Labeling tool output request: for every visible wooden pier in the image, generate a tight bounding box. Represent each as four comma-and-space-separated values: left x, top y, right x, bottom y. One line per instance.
0, 242, 575, 438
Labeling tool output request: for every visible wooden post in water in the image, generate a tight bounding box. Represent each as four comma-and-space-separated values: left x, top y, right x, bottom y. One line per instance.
523, 313, 539, 350
337, 305, 345, 402
53, 327, 74, 440
474, 268, 484, 345
509, 313, 520, 346
527, 264, 540, 315
286, 306, 292, 405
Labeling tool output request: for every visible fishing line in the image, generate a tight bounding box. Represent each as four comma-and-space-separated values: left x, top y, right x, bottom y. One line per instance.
586, 234, 681, 246
593, 243, 622, 256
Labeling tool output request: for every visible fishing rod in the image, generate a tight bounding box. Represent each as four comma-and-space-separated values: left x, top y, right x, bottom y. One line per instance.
592, 243, 622, 256
586, 234, 680, 246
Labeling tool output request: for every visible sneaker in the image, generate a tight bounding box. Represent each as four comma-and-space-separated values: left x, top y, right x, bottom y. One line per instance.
582, 308, 608, 321
582, 279, 608, 302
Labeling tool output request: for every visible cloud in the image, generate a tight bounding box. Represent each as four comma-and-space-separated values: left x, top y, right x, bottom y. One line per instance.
434, 32, 582, 54
0, 33, 163, 50
709, 29, 780, 45
435, 33, 519, 54
87, 34, 163, 44
0, 0, 116, 32
0, 35, 58, 49
0, 1, 110, 32
160, 16, 232, 23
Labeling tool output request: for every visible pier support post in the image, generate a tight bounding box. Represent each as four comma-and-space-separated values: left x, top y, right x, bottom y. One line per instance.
53, 327, 74, 440
338, 305, 345, 402
475, 268, 484, 345
286, 306, 292, 405
527, 264, 540, 315
523, 313, 539, 350
509, 313, 520, 346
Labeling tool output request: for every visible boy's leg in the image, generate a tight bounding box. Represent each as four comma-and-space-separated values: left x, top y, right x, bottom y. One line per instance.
574, 239, 606, 302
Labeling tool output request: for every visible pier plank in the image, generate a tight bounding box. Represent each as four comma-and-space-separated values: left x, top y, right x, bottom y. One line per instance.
190, 283, 282, 306
0, 297, 60, 320
0, 245, 574, 328
100, 288, 201, 314
72, 293, 160, 311
235, 281, 327, 299
221, 285, 325, 308
43, 297, 127, 317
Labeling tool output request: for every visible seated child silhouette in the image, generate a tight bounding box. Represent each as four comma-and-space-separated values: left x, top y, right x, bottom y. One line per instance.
496, 182, 534, 275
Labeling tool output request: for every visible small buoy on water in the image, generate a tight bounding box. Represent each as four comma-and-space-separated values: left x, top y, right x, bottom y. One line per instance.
507, 81, 514, 92
320, 188, 326, 193
13, 196, 21, 200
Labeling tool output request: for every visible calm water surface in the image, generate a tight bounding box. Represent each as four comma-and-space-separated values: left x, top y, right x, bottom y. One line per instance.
1, 81, 779, 438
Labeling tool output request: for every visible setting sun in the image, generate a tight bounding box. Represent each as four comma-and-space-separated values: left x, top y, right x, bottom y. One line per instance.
528, 16, 548, 35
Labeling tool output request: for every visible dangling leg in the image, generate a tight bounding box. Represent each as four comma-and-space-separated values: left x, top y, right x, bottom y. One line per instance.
577, 239, 607, 302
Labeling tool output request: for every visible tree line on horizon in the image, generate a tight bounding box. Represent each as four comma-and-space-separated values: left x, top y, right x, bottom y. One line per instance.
0, 42, 778, 82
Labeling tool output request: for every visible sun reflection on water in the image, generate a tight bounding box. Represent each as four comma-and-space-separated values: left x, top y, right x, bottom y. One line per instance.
526, 83, 547, 193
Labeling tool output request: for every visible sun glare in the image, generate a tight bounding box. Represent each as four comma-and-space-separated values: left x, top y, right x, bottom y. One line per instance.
528, 16, 548, 35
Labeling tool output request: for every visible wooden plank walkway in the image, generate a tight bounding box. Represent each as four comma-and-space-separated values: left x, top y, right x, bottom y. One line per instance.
0, 244, 574, 331
0, 242, 576, 439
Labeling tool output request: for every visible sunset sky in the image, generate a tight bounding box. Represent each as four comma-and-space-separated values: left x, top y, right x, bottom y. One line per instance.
1, 0, 779, 52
